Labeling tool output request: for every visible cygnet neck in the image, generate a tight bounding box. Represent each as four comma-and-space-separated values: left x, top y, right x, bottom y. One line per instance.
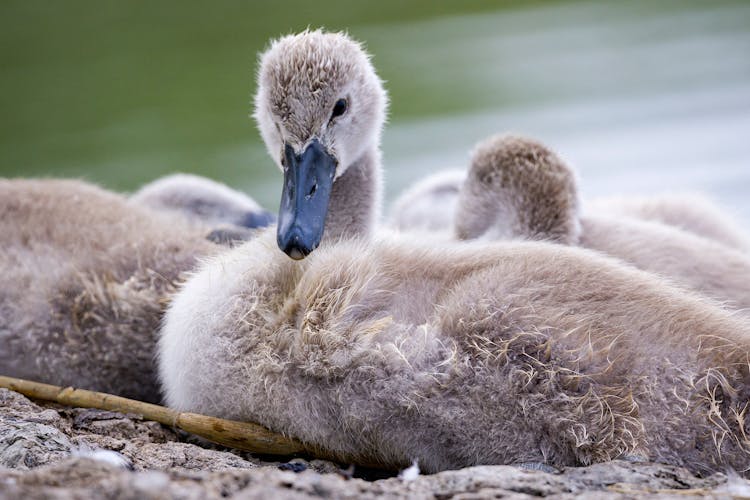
322, 147, 382, 243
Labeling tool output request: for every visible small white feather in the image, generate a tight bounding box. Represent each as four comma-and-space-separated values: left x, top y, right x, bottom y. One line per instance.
717, 471, 750, 497
398, 460, 420, 482
72, 444, 131, 469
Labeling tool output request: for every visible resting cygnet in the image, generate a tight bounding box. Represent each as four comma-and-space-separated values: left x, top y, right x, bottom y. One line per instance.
130, 173, 276, 244
455, 134, 750, 312
0, 179, 219, 402
387, 170, 466, 233
392, 159, 749, 254
159, 30, 750, 476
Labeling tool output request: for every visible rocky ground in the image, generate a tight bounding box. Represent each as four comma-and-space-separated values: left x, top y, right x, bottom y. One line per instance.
1, 388, 748, 499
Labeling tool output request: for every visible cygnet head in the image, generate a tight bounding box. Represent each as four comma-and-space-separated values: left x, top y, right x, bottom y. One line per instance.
455, 134, 581, 244
131, 173, 276, 229
254, 29, 388, 260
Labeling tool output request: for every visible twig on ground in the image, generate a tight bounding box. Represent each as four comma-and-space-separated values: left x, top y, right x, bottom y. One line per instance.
0, 375, 306, 456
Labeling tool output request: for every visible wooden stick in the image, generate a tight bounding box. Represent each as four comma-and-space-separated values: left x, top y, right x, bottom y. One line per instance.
0, 375, 307, 457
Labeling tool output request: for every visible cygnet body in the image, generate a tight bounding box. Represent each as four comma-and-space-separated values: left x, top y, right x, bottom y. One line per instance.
0, 179, 218, 402
387, 169, 466, 234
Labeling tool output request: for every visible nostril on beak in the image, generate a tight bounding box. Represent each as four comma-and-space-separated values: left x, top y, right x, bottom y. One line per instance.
306, 183, 317, 200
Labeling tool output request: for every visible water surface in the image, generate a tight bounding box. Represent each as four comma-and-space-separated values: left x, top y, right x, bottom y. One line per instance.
1, 0, 748, 225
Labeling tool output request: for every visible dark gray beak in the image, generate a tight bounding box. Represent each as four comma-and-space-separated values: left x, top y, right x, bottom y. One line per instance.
277, 139, 336, 260
239, 209, 276, 229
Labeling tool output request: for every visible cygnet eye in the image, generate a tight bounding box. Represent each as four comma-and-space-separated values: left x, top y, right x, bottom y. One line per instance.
330, 98, 347, 120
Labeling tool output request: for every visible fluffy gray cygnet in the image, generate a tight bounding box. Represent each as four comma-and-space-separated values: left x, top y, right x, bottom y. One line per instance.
159, 30, 750, 476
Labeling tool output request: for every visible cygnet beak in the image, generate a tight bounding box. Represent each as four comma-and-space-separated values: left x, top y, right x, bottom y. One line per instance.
239, 209, 276, 229
276, 139, 337, 260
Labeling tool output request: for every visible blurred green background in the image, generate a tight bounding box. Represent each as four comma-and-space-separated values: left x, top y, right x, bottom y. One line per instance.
2, 0, 749, 222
